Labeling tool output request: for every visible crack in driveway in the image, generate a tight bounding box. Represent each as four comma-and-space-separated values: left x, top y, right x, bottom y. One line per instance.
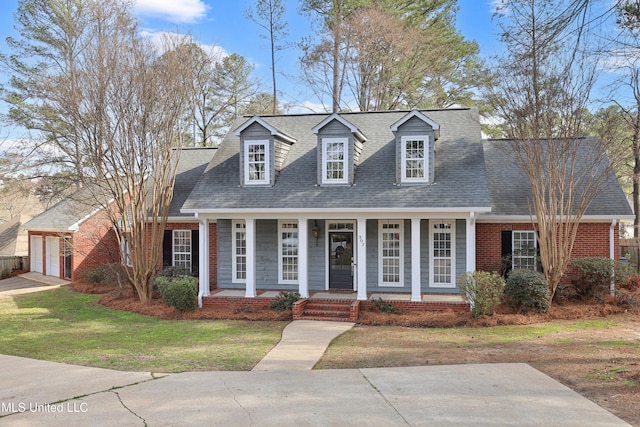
359, 369, 410, 426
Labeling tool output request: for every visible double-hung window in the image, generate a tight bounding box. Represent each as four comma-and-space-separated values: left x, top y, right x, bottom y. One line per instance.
244, 140, 269, 185
379, 221, 403, 286
512, 231, 537, 270
322, 138, 348, 184
232, 221, 247, 282
172, 230, 191, 270
401, 135, 429, 183
430, 221, 455, 287
278, 221, 298, 283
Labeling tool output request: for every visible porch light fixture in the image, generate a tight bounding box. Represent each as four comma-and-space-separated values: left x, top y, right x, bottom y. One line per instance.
312, 220, 320, 245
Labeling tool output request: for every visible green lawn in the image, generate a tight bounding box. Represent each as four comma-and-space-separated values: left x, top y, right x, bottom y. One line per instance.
0, 288, 287, 372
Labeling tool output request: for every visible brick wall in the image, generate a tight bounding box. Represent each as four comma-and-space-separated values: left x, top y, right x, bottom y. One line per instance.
149, 221, 218, 290
476, 222, 619, 282
74, 208, 121, 282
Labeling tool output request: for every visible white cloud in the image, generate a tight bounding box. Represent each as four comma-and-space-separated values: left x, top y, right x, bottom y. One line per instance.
140, 30, 228, 60
133, 0, 209, 24
285, 101, 330, 115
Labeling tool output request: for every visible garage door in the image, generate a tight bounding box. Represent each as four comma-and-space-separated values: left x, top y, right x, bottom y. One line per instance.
46, 237, 60, 277
30, 236, 43, 273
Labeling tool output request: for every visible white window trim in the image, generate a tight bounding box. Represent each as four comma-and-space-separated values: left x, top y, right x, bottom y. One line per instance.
401, 135, 429, 183
378, 220, 404, 287
429, 220, 456, 288
278, 220, 299, 284
244, 139, 270, 185
512, 230, 537, 271
172, 230, 192, 271
321, 137, 349, 184
232, 220, 247, 283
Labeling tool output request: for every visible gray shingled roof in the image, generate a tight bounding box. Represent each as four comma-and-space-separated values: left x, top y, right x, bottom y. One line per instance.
483, 139, 633, 217
168, 147, 217, 217
183, 108, 492, 212
24, 147, 217, 230
22, 185, 102, 231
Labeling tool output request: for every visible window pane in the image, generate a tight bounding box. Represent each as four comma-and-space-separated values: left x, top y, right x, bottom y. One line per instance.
380, 222, 402, 284
513, 231, 536, 271
173, 230, 191, 270
247, 143, 267, 182
280, 222, 298, 282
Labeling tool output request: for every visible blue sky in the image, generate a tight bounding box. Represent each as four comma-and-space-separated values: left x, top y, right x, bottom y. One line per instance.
0, 0, 501, 124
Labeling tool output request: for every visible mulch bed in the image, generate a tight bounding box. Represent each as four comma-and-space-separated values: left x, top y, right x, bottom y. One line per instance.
71, 280, 638, 326
73, 281, 292, 321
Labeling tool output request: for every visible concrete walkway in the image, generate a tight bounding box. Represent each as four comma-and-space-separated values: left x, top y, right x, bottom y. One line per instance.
252, 320, 354, 371
0, 273, 69, 298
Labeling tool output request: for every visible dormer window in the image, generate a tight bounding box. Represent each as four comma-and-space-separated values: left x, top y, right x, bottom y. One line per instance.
322, 138, 348, 184
401, 136, 429, 182
244, 140, 270, 185
391, 110, 439, 185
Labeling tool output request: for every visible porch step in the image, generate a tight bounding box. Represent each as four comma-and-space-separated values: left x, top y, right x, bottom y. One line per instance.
299, 299, 355, 322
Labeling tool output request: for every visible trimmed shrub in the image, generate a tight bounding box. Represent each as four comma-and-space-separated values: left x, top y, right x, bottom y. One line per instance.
505, 269, 550, 313
571, 257, 633, 299
155, 276, 198, 311
0, 268, 10, 279
457, 271, 505, 318
158, 266, 194, 278
372, 298, 402, 314
270, 291, 301, 312
84, 267, 106, 284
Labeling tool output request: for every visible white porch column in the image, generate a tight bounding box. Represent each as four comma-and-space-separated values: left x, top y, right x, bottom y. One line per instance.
356, 217, 367, 301
245, 218, 256, 298
298, 218, 309, 298
466, 212, 476, 273
411, 217, 421, 302
197, 218, 210, 308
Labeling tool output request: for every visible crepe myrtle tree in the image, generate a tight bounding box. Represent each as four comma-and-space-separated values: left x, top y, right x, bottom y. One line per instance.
2, 0, 200, 302
491, 0, 620, 302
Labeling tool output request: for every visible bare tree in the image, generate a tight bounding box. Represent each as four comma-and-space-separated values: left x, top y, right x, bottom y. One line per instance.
491, 0, 618, 301
245, 0, 288, 114
2, 0, 199, 302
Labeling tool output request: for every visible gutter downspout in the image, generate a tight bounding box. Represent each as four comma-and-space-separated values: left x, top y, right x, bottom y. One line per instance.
610, 219, 617, 296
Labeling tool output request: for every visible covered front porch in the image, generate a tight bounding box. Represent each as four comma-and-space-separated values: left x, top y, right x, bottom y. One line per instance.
195, 211, 481, 308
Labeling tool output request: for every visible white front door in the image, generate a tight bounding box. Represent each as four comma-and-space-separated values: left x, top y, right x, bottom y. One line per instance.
46, 237, 60, 277
30, 236, 43, 273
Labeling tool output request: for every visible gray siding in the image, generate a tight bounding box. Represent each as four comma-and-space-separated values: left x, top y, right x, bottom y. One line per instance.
217, 217, 465, 294
217, 219, 234, 288
394, 115, 436, 184
421, 219, 430, 292
308, 219, 326, 290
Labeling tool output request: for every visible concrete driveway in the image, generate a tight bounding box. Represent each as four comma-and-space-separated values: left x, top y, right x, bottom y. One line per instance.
0, 273, 69, 298
0, 355, 630, 426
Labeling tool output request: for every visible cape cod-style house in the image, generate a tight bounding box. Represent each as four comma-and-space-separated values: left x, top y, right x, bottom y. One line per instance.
25, 108, 633, 318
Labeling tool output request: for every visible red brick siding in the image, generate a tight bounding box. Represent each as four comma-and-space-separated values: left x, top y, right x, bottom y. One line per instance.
476, 222, 619, 283
147, 222, 218, 291
73, 208, 121, 282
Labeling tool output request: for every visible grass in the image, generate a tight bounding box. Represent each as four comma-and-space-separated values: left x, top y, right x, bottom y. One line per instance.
315, 319, 632, 369
0, 288, 287, 372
